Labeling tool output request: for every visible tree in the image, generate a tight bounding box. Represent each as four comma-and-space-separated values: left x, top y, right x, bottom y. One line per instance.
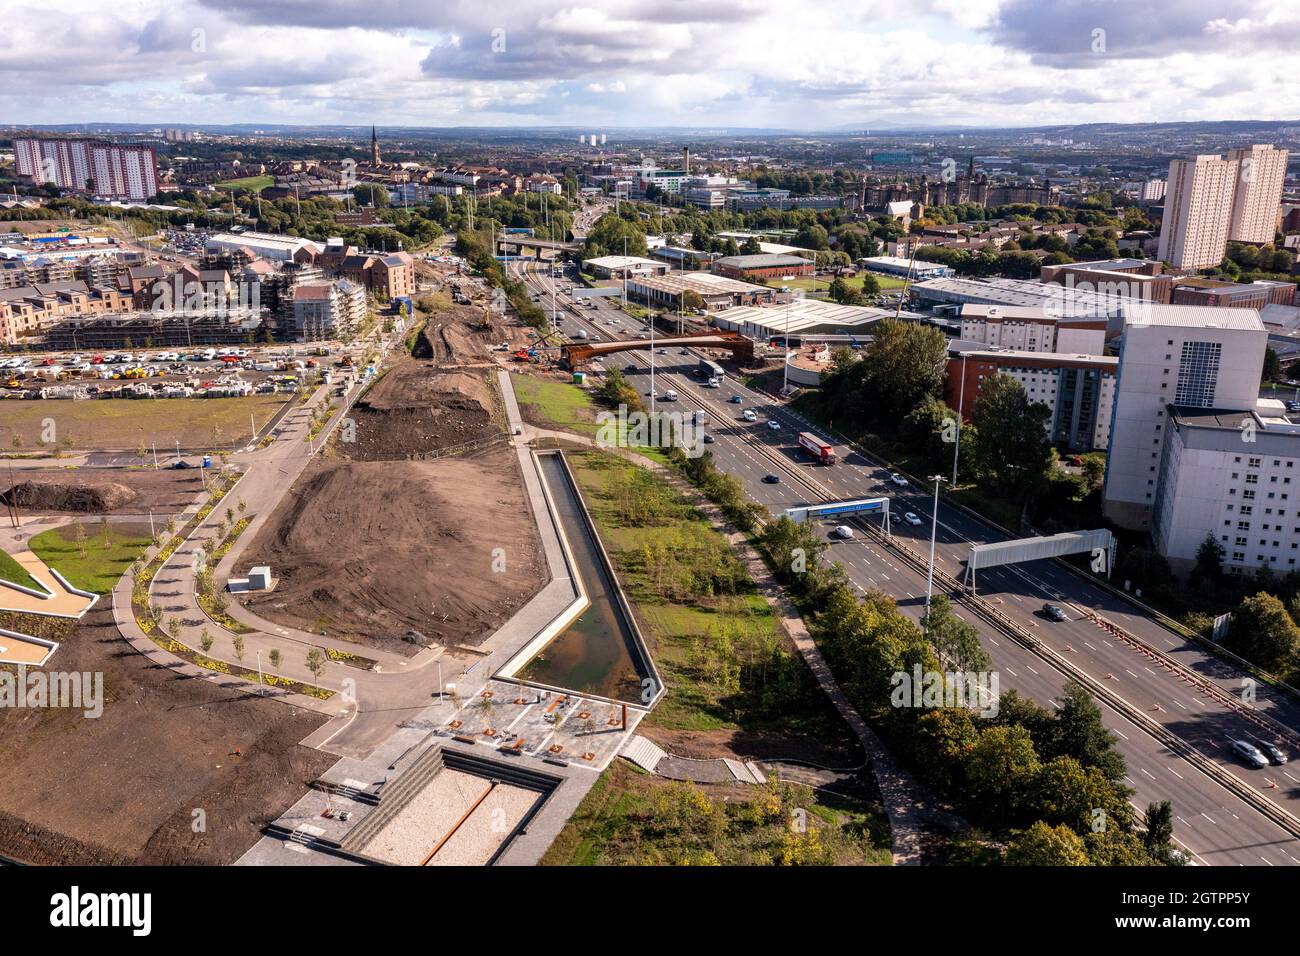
964, 724, 1040, 825
1262, 347, 1282, 384
1191, 533, 1225, 587
1004, 821, 1090, 865
232, 633, 246, 664
922, 594, 991, 672
268, 648, 282, 669
862, 318, 948, 419
1142, 800, 1182, 864
1049, 681, 1126, 782
1223, 591, 1300, 674
970, 373, 1054, 504
827, 276, 862, 306
199, 628, 214, 653
305, 647, 326, 683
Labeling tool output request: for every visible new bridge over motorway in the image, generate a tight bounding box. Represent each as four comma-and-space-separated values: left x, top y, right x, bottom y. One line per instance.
562, 331, 756, 368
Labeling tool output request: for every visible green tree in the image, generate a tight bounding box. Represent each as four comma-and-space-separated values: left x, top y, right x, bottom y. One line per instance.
862, 318, 948, 419
971, 372, 1054, 504
1262, 347, 1282, 383
1049, 682, 1126, 782
1224, 591, 1300, 674
305, 647, 326, 683
1004, 821, 1090, 865
965, 724, 1041, 825
922, 594, 991, 672
1191, 533, 1225, 587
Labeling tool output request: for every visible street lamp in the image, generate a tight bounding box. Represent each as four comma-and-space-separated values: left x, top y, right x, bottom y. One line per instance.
924, 474, 945, 622
781, 286, 791, 394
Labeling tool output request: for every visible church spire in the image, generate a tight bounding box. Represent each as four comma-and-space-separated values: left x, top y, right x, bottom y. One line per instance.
371, 125, 381, 165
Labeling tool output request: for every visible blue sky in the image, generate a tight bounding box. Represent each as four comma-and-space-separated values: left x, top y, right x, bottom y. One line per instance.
1, 0, 1297, 129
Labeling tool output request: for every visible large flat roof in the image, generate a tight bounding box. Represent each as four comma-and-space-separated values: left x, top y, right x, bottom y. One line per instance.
1125, 303, 1264, 331
713, 299, 901, 334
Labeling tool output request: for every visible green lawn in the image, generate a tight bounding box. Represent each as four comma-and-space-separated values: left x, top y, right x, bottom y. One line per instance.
215, 175, 274, 193
0, 550, 39, 591
29, 521, 152, 594
513, 374, 673, 465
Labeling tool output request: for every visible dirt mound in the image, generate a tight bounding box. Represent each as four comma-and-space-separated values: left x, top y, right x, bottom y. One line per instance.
2, 479, 138, 513
337, 364, 500, 460
413, 305, 494, 365
239, 449, 547, 652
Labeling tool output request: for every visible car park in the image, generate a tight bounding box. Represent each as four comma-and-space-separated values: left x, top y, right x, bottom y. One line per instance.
1231, 740, 1270, 769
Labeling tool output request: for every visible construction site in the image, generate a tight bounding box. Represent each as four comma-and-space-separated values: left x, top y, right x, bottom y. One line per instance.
236, 305, 549, 653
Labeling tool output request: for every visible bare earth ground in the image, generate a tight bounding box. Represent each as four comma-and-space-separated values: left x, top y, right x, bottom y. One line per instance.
2, 465, 205, 518
0, 606, 334, 865
239, 445, 547, 654
237, 305, 547, 652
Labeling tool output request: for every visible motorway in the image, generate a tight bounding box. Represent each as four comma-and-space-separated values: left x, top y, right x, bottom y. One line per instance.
513, 258, 1300, 866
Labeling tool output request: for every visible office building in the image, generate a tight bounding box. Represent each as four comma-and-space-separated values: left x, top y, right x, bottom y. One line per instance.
1102, 304, 1268, 530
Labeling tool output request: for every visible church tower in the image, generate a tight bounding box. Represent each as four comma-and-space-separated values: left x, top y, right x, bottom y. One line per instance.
371, 126, 381, 165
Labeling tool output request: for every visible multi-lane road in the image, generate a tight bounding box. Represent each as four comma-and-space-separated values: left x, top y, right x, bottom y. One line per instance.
513, 258, 1300, 866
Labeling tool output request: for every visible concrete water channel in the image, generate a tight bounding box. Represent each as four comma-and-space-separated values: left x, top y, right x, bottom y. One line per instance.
510, 451, 659, 707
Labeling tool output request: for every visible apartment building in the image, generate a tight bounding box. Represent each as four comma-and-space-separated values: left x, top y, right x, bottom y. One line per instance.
945, 348, 1118, 452
1154, 402, 1300, 575
1227, 145, 1289, 244
289, 280, 366, 341
1102, 304, 1268, 530
1157, 154, 1240, 270
957, 304, 1108, 355
14, 138, 159, 201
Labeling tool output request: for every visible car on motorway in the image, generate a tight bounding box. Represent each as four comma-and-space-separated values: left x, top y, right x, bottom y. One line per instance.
703, 434, 715, 444
657, 348, 668, 355
624, 364, 637, 372
762, 473, 781, 484
1259, 741, 1289, 765
1288, 400, 1300, 413
1042, 603, 1068, 622
903, 512, 922, 526
730, 395, 743, 404
742, 409, 758, 421
889, 473, 909, 487
1231, 740, 1270, 769
767, 420, 781, 431
678, 348, 689, 354
833, 525, 854, 539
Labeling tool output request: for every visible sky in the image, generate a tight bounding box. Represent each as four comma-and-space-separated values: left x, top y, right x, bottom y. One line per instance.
1, 0, 1299, 130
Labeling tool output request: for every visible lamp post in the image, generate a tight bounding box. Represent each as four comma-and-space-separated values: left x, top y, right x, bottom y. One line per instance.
924, 474, 944, 622
781, 286, 791, 394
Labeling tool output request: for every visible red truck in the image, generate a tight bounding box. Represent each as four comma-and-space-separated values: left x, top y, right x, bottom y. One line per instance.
798, 432, 836, 465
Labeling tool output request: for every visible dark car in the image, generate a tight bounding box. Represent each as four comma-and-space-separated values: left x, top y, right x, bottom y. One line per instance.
703, 434, 715, 444
1260, 741, 1289, 765
625, 364, 637, 372
729, 395, 743, 404
1042, 603, 1067, 622
169, 459, 191, 470
762, 473, 780, 484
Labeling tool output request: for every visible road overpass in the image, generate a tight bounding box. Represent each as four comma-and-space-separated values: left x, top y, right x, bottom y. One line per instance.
495, 235, 581, 260
562, 331, 756, 368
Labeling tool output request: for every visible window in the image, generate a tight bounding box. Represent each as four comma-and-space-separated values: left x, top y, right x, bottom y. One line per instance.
1175, 341, 1222, 406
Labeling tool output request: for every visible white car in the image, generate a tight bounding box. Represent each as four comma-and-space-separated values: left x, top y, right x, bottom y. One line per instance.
767, 420, 781, 431
889, 473, 909, 487
903, 512, 922, 526
833, 525, 855, 540
742, 409, 758, 422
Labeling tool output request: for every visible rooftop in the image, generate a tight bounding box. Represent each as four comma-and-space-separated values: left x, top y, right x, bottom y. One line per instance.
714, 253, 811, 269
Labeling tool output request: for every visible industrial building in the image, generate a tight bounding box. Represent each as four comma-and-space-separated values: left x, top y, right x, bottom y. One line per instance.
583, 255, 667, 280
625, 272, 775, 311
206, 231, 322, 264
859, 255, 953, 280
711, 253, 814, 282
710, 299, 894, 342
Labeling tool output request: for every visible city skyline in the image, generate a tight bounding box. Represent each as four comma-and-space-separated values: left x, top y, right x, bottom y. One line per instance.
3, 0, 1300, 130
